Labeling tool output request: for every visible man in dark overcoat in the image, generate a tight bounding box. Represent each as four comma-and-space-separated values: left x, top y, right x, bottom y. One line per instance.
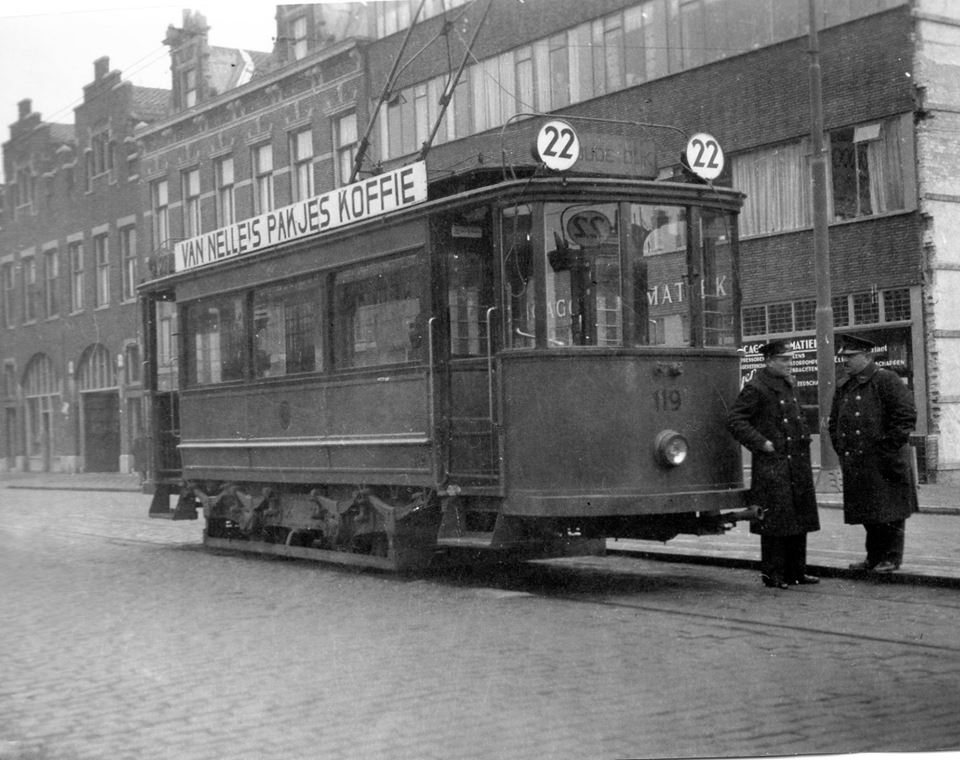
829, 335, 918, 573
727, 340, 820, 589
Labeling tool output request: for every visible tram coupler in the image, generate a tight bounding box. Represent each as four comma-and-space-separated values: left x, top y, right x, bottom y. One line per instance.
720, 505, 763, 526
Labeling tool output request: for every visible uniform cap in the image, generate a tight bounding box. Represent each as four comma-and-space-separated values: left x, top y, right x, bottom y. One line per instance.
837, 334, 876, 356
758, 340, 794, 358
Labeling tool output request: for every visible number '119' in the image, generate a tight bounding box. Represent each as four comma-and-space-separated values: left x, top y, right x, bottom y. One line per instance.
653, 388, 682, 411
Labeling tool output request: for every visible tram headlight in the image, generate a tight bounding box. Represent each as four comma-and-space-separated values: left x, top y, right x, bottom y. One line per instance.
655, 430, 689, 467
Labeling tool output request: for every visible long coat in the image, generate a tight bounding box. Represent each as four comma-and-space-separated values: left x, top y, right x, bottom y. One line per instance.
727, 368, 820, 536
828, 362, 918, 524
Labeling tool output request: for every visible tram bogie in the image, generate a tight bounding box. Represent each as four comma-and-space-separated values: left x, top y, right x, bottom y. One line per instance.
141, 163, 751, 572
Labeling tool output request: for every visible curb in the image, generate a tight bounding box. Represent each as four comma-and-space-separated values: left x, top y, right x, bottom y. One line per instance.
606, 547, 960, 589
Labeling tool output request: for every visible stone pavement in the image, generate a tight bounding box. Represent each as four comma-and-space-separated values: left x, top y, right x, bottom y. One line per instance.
2, 470, 958, 586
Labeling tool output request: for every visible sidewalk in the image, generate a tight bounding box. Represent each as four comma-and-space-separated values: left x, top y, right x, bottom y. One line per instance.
2, 470, 957, 586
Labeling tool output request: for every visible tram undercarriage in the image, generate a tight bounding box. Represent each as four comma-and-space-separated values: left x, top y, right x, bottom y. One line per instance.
151, 482, 755, 572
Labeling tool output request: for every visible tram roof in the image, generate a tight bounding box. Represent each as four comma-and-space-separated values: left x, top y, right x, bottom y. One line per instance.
139, 166, 743, 292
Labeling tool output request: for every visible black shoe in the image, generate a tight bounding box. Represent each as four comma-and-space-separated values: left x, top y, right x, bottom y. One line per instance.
873, 561, 900, 573
848, 559, 876, 571
761, 574, 789, 589
789, 574, 820, 585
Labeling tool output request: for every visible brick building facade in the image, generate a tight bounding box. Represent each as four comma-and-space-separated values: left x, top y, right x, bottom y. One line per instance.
3, 0, 960, 481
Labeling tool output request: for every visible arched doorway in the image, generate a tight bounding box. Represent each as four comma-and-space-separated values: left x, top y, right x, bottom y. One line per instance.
78, 344, 119, 472
22, 354, 59, 472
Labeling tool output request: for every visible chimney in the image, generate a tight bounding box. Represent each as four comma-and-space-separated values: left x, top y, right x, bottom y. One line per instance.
94, 56, 110, 81
17, 99, 32, 120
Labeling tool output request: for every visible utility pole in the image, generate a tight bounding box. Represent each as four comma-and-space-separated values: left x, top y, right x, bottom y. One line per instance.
809, 0, 840, 491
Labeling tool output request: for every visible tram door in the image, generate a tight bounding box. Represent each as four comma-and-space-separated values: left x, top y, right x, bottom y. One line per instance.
438, 209, 500, 487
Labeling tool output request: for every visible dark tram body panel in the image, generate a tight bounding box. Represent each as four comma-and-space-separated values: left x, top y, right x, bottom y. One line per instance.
141, 165, 751, 570
177, 370, 433, 486
499, 349, 744, 518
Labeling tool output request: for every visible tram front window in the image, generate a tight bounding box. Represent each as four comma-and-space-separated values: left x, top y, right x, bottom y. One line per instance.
502, 200, 737, 350
544, 202, 622, 347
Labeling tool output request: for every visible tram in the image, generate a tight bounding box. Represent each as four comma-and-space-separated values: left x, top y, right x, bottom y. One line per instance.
142, 128, 751, 571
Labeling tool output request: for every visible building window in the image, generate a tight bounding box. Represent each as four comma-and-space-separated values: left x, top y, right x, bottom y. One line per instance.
121, 227, 138, 302
182, 68, 197, 108
252, 144, 274, 214
22, 257, 39, 322
292, 15, 308, 60
215, 156, 235, 227
125, 344, 142, 386
794, 299, 816, 331
852, 291, 880, 325
830, 118, 905, 221
69, 241, 84, 312
94, 234, 110, 307
335, 114, 358, 186
883, 288, 911, 322
91, 128, 114, 177
767, 303, 793, 334
832, 295, 849, 327
2, 263, 14, 327
733, 141, 811, 237
14, 166, 34, 215
290, 129, 314, 201
742, 305, 766, 336
182, 168, 201, 237
152, 179, 170, 248
44, 249, 59, 318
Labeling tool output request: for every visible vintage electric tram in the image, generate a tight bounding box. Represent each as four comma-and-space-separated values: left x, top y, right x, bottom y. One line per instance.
142, 126, 751, 571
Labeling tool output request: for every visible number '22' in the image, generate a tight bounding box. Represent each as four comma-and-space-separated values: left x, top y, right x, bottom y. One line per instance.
542, 125, 576, 159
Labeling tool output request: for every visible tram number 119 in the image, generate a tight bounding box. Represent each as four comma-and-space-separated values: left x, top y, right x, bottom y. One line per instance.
653, 388, 682, 411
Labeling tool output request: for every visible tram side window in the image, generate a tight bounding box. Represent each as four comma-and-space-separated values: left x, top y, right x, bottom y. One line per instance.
333, 253, 424, 368
253, 277, 324, 378
185, 295, 246, 385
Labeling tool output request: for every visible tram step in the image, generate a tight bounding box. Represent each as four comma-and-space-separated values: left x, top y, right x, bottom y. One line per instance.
436, 533, 494, 549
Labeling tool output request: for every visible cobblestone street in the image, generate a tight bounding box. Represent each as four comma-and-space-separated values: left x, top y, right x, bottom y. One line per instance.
2, 488, 960, 759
